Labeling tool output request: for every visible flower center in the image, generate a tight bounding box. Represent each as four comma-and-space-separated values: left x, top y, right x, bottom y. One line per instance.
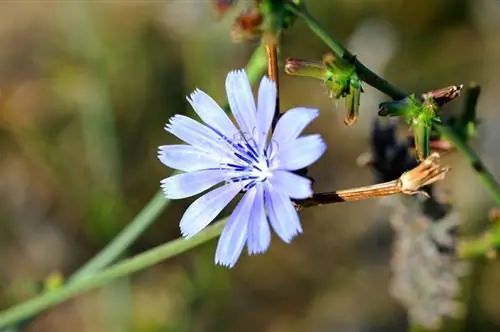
208, 126, 273, 188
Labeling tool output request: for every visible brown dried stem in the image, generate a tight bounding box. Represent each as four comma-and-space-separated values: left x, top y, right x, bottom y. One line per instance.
296, 153, 450, 210
264, 34, 281, 128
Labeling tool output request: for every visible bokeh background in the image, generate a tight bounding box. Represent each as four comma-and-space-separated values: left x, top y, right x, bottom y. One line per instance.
1, 0, 500, 331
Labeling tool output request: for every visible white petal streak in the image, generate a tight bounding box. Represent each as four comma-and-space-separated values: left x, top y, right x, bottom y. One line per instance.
165, 115, 234, 158
271, 107, 319, 148
247, 185, 270, 255
277, 134, 327, 171
187, 88, 239, 138
215, 186, 256, 268
161, 169, 230, 199
269, 170, 313, 199
265, 181, 302, 243
226, 70, 257, 136
158, 145, 224, 172
256, 76, 276, 149
179, 182, 242, 238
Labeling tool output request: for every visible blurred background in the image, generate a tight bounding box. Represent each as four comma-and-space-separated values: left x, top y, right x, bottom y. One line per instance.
1, 0, 500, 331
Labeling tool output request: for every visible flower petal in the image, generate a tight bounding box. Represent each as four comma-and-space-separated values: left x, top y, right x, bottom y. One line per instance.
271, 107, 319, 148
246, 185, 270, 255
158, 145, 224, 172
276, 134, 327, 171
161, 169, 231, 199
187, 88, 239, 139
165, 114, 234, 159
179, 182, 242, 238
226, 69, 257, 136
269, 170, 313, 199
264, 181, 302, 243
256, 76, 276, 149
215, 186, 256, 268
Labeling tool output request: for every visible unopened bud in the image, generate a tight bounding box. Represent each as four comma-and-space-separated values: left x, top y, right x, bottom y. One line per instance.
284, 58, 328, 80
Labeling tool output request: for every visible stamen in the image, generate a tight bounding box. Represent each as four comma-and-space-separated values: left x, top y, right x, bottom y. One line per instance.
234, 152, 254, 165
225, 163, 249, 171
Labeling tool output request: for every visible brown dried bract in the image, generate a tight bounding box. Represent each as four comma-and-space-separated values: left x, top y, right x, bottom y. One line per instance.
421, 85, 464, 107
231, 8, 263, 42
213, 0, 239, 18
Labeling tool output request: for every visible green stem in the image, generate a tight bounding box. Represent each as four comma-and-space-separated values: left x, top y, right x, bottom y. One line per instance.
70, 190, 169, 281
286, 3, 406, 99
287, 2, 500, 206
0, 220, 227, 329
435, 123, 500, 204
457, 223, 500, 259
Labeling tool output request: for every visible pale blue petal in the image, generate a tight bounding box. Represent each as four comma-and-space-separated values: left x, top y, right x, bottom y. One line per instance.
264, 181, 302, 243
271, 107, 319, 149
246, 185, 270, 255
276, 134, 327, 171
226, 70, 258, 137
269, 170, 313, 199
187, 88, 239, 139
165, 114, 234, 159
179, 182, 242, 238
215, 186, 256, 268
158, 145, 224, 172
256, 76, 276, 149
161, 169, 230, 199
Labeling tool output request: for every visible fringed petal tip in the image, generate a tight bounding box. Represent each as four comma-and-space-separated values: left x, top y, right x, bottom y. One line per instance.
275, 226, 302, 244
214, 257, 238, 268
159, 178, 172, 199
157, 145, 166, 160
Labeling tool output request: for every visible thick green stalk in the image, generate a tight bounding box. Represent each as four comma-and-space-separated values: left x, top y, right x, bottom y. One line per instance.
286, 3, 500, 206
0, 220, 227, 329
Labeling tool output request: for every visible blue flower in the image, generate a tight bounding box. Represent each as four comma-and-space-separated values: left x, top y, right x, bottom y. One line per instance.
158, 69, 327, 267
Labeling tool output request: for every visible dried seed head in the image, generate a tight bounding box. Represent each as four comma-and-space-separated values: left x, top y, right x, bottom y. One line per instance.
399, 153, 450, 196
421, 85, 464, 106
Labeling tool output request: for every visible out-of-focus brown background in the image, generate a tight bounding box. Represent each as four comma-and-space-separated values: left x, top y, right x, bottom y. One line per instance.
1, 0, 500, 331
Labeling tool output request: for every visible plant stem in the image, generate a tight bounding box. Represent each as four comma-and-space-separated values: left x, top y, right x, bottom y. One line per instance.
70, 190, 169, 281
297, 152, 449, 208
298, 180, 400, 206
264, 34, 281, 127
0, 220, 227, 329
287, 2, 500, 206
457, 225, 500, 259
286, 4, 406, 99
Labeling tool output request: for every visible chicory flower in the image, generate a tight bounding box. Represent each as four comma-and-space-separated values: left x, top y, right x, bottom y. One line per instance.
158, 69, 326, 267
